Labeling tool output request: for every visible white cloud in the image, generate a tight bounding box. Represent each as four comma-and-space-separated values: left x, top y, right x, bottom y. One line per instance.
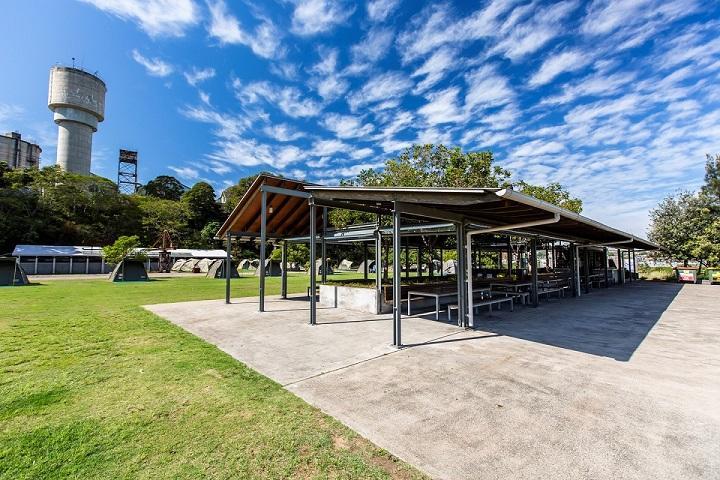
351, 147, 375, 159
263, 123, 304, 142
464, 65, 514, 111
418, 86, 465, 125
183, 66, 215, 86
347, 71, 413, 111
321, 113, 374, 139
80, 0, 199, 36
512, 140, 566, 157
411, 46, 458, 94
207, 0, 283, 59
131, 49, 173, 77
367, 0, 400, 22
290, 0, 354, 36
529, 49, 592, 87
0, 103, 24, 124
235, 81, 323, 118
350, 27, 394, 66
169, 165, 200, 179
311, 138, 351, 156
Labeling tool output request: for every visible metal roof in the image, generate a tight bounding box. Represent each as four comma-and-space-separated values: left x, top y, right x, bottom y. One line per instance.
13, 245, 105, 257
217, 174, 658, 249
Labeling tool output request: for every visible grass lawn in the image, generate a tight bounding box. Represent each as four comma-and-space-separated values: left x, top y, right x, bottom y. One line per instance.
0, 274, 424, 479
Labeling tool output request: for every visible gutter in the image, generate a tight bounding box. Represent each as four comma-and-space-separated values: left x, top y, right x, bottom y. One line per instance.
465, 213, 561, 328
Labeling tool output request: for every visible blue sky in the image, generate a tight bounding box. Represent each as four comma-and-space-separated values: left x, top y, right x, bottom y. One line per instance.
1, 0, 719, 236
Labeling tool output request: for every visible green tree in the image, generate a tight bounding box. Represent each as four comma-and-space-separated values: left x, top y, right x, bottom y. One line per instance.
134, 195, 188, 246
102, 235, 146, 265
701, 154, 720, 201
141, 175, 187, 201
200, 221, 221, 247
516, 181, 583, 213
648, 192, 710, 264
221, 172, 277, 214
182, 182, 222, 230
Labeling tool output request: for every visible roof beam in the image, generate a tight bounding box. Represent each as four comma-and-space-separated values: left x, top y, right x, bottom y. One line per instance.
395, 201, 466, 223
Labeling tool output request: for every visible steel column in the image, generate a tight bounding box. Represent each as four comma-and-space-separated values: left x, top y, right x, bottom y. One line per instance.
465, 225, 475, 328
375, 214, 382, 315
309, 201, 317, 325
603, 247, 609, 287
618, 249, 625, 284
281, 240, 288, 299
506, 236, 512, 277
582, 248, 590, 294
405, 240, 410, 279
321, 207, 328, 283
363, 242, 369, 280
259, 190, 267, 312
225, 234, 231, 304
392, 204, 402, 347
530, 238, 539, 307
456, 222, 467, 327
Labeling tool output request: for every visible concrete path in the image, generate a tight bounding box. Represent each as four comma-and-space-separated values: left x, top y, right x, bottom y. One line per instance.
145, 283, 720, 480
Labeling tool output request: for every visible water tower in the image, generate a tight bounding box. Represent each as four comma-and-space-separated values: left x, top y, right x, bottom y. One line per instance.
48, 65, 106, 175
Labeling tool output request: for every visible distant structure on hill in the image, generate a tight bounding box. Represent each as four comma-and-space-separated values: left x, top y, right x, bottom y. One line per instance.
0, 132, 41, 170
48, 65, 106, 175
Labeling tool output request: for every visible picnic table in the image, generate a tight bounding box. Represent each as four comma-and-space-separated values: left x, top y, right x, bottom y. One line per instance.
407, 287, 491, 320
490, 282, 532, 293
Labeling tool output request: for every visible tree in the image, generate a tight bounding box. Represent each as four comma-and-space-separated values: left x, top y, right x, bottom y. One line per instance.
701, 154, 720, 202
355, 144, 511, 188
221, 172, 276, 214
200, 221, 221, 247
134, 195, 188, 246
142, 175, 187, 201
516, 181, 583, 213
648, 192, 711, 265
182, 182, 222, 230
102, 235, 146, 265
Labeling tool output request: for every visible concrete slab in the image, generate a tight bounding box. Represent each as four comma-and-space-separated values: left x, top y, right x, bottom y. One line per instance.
145, 283, 720, 480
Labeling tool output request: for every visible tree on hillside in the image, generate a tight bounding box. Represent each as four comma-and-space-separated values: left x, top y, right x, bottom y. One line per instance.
701, 154, 720, 201
182, 182, 222, 231
516, 181, 583, 213
134, 195, 189, 246
141, 175, 187, 201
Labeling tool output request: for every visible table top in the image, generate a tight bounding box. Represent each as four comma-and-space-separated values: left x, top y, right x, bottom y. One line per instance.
408, 287, 490, 298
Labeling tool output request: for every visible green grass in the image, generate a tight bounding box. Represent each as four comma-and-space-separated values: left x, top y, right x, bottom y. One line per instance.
638, 266, 675, 281
0, 275, 424, 479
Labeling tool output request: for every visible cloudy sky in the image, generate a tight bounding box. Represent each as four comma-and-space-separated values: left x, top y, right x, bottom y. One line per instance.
1, 0, 719, 236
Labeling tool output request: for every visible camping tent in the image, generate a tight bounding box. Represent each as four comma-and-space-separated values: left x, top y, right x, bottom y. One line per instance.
310, 259, 333, 275
356, 260, 376, 274
338, 259, 356, 271
108, 259, 149, 282
254, 259, 282, 276
443, 259, 456, 275
171, 259, 187, 272
238, 259, 252, 270
180, 258, 200, 272
0, 257, 29, 286
207, 259, 240, 278
196, 258, 213, 273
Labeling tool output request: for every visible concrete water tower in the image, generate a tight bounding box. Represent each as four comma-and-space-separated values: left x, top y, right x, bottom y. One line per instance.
48, 66, 106, 175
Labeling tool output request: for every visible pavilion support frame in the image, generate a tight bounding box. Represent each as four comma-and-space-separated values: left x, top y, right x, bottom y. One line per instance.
582, 248, 591, 294
603, 247, 609, 288
225, 233, 232, 304
618, 249, 625, 284
570, 243, 580, 297
375, 214, 383, 315
259, 190, 267, 312
530, 238, 539, 307
363, 242, 369, 280
392, 203, 402, 347
281, 240, 288, 298
321, 207, 328, 284
309, 200, 317, 325
456, 222, 467, 328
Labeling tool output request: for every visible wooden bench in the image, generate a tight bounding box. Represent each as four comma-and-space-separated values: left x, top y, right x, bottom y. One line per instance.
447, 296, 514, 321
495, 290, 530, 305
537, 287, 565, 301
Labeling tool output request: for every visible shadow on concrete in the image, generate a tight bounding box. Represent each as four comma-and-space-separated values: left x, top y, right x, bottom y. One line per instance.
473, 282, 683, 361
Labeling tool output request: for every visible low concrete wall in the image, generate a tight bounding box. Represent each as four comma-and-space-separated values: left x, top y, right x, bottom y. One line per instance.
320, 284, 443, 315
320, 284, 387, 313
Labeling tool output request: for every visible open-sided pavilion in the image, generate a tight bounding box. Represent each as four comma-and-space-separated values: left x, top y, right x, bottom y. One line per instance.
217, 174, 657, 346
